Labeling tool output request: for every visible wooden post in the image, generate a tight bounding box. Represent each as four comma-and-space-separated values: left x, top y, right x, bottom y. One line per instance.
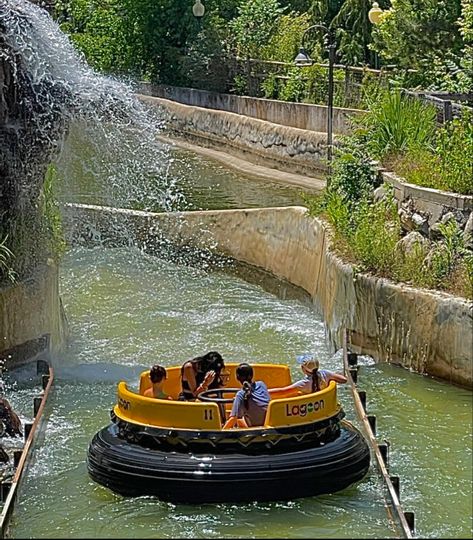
358, 390, 367, 412
0, 482, 11, 502
378, 441, 390, 469
347, 352, 358, 366
404, 511, 415, 533
390, 475, 400, 499
33, 396, 42, 417
443, 100, 453, 122
349, 366, 358, 383
24, 423, 33, 441
367, 414, 376, 435
13, 450, 22, 468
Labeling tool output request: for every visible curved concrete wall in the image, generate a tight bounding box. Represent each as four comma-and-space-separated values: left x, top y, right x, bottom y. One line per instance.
138, 95, 328, 177
0, 261, 68, 367
66, 203, 473, 389
138, 83, 363, 134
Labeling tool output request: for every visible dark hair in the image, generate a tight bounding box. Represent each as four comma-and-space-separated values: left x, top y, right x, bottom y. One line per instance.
200, 351, 225, 374
236, 363, 254, 409
311, 368, 320, 393
150, 365, 167, 384
182, 351, 226, 388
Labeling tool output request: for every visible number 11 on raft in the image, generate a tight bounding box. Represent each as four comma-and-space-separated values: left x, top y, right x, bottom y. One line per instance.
204, 409, 214, 421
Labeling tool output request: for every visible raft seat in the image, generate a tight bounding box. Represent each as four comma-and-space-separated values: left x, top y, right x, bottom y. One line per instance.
138, 363, 292, 400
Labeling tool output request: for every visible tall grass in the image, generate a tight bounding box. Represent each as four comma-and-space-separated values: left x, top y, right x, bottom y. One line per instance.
388, 111, 473, 195
358, 90, 437, 160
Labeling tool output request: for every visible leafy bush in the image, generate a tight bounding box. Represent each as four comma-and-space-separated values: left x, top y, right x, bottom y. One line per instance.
434, 111, 473, 195
388, 111, 473, 195
230, 0, 284, 59
433, 220, 464, 277
329, 140, 379, 202
279, 67, 307, 102
261, 72, 280, 99
350, 196, 400, 275
261, 12, 311, 62
358, 90, 437, 160
232, 74, 249, 95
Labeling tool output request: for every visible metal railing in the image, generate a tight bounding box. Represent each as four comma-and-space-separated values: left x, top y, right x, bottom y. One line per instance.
342, 330, 415, 539
0, 360, 54, 538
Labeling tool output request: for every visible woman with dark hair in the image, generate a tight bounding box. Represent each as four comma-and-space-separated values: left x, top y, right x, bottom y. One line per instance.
179, 351, 226, 401
223, 363, 270, 429
269, 354, 347, 398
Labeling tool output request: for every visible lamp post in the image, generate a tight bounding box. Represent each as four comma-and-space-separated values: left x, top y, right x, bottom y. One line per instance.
192, 0, 205, 31
368, 2, 384, 25
192, 0, 205, 18
368, 2, 384, 69
294, 24, 337, 169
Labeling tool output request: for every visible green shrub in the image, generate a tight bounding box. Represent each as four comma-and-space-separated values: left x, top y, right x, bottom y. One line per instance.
423, 220, 467, 289
435, 111, 473, 195
392, 241, 430, 286
350, 197, 401, 275
232, 74, 249, 95
389, 111, 473, 195
261, 72, 280, 99
279, 67, 307, 102
388, 147, 442, 190
359, 90, 437, 160
461, 249, 473, 296
329, 140, 379, 202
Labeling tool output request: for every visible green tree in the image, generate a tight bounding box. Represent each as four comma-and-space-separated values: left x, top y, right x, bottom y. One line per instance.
372, 0, 464, 73
230, 0, 285, 59
308, 0, 390, 66
54, 0, 128, 74
261, 12, 311, 62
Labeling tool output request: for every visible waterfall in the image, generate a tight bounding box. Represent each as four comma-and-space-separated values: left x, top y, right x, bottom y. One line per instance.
0, 0, 182, 252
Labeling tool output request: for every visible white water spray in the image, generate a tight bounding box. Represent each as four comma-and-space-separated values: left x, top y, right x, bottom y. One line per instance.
0, 0, 183, 213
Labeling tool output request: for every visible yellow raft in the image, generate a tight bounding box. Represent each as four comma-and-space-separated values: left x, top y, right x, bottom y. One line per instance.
87, 363, 370, 503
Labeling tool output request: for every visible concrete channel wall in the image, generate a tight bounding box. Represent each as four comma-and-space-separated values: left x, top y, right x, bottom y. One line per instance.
66, 203, 473, 389
139, 94, 329, 177
0, 261, 68, 368
138, 83, 363, 134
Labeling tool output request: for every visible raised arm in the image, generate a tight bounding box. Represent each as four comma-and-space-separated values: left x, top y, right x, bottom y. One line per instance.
182, 363, 216, 397
327, 371, 347, 384
268, 382, 301, 398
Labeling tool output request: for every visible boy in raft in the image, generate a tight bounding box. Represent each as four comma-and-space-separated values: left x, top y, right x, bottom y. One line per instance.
144, 365, 172, 400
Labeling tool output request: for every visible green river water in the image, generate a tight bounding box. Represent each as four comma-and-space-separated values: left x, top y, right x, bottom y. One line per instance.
5, 146, 472, 539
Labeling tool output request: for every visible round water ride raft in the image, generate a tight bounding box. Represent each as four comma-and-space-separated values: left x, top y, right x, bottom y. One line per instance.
87, 363, 370, 503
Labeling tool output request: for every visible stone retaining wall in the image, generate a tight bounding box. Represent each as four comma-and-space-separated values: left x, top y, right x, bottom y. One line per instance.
381, 170, 473, 236
66, 203, 473, 389
0, 261, 68, 368
139, 95, 329, 177
138, 83, 363, 134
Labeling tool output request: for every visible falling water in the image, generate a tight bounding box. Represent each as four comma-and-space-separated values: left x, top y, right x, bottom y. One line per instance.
0, 0, 182, 216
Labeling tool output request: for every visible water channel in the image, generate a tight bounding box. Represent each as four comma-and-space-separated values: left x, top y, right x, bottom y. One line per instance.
5, 147, 472, 539
1, 2, 472, 537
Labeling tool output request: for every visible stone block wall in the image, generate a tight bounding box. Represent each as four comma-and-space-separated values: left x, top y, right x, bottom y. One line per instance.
138, 83, 363, 134
0, 261, 68, 368
139, 95, 329, 177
